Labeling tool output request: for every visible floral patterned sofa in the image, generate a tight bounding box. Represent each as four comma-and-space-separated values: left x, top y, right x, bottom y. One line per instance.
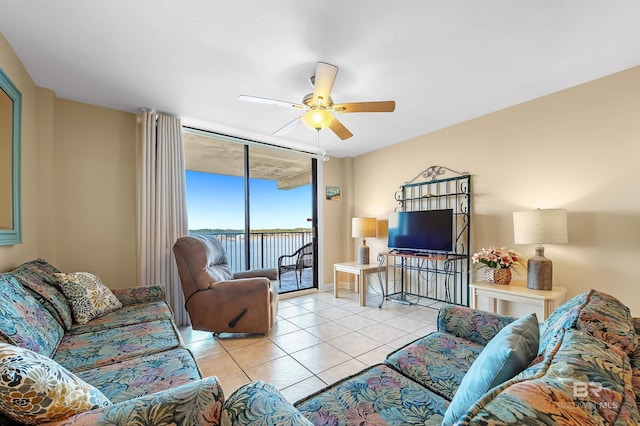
3, 258, 639, 425
222, 289, 640, 425
0, 259, 224, 425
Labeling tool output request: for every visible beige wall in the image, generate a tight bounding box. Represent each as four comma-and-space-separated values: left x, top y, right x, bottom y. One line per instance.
320, 156, 353, 286
50, 98, 137, 287
352, 66, 640, 316
0, 33, 39, 266
0, 33, 137, 288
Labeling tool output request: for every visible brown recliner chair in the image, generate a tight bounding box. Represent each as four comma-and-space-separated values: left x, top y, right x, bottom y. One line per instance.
173, 235, 279, 334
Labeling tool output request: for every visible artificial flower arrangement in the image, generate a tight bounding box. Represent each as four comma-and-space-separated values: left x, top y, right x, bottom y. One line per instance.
472, 246, 525, 271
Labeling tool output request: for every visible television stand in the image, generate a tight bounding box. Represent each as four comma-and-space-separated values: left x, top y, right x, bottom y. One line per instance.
378, 251, 468, 308
380, 165, 471, 308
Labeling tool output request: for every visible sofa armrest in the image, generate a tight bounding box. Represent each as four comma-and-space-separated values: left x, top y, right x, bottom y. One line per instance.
234, 268, 277, 281
222, 381, 313, 425
45, 377, 223, 426
437, 304, 516, 346
111, 285, 166, 306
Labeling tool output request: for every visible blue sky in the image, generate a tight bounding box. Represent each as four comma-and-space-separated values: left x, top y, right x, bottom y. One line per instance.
186, 171, 312, 230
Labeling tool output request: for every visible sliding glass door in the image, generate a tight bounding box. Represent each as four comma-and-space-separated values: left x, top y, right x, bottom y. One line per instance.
247, 145, 316, 292
182, 129, 317, 293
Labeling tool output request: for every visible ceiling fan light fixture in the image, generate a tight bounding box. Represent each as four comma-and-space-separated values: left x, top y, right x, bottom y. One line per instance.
239, 61, 395, 139
301, 109, 334, 130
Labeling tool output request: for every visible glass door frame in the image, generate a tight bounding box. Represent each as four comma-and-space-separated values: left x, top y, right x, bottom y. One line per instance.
183, 127, 319, 292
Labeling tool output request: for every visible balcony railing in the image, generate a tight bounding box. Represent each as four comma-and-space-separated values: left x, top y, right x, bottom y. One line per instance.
191, 230, 313, 273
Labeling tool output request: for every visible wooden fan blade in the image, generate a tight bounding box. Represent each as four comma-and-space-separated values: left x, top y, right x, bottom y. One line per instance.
239, 95, 304, 110
273, 117, 302, 136
312, 62, 338, 106
333, 101, 396, 113
329, 118, 353, 140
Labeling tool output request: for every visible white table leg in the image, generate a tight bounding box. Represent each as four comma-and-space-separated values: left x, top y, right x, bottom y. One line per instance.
472, 287, 478, 309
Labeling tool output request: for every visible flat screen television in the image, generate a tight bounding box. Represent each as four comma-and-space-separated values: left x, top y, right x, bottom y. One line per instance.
388, 209, 454, 253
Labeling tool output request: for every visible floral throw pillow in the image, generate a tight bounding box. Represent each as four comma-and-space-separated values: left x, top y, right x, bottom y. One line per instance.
54, 272, 123, 324
10, 258, 74, 330
0, 342, 111, 424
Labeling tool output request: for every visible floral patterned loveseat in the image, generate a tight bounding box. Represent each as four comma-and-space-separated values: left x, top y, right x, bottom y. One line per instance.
222, 289, 640, 425
0, 259, 224, 425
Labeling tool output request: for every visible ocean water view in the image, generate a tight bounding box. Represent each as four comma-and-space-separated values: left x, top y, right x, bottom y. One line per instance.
189, 229, 313, 273
186, 169, 315, 290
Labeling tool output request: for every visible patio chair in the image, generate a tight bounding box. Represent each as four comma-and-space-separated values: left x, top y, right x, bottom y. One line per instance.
173, 235, 279, 334
277, 242, 313, 289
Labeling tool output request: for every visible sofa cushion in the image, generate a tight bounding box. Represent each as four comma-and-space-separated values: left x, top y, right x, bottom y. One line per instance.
574, 289, 637, 354
295, 364, 448, 425
443, 313, 539, 424
58, 377, 224, 426
385, 332, 484, 400
224, 381, 313, 426
76, 348, 202, 403
53, 319, 182, 372
55, 272, 123, 324
538, 290, 587, 353
631, 318, 640, 410
66, 301, 173, 336
0, 342, 111, 425
10, 259, 73, 329
539, 290, 637, 356
459, 328, 640, 425
0, 274, 63, 357
437, 304, 517, 346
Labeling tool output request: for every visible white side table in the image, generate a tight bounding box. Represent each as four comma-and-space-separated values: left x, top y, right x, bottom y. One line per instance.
334, 262, 382, 306
470, 280, 567, 320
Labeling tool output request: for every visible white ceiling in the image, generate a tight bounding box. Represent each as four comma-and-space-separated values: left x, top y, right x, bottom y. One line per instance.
1, 1, 639, 158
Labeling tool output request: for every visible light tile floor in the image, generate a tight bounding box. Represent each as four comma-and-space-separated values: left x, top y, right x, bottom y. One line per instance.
179, 289, 441, 404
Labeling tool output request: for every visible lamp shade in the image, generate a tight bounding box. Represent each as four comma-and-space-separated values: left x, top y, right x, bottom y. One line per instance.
301, 109, 334, 130
513, 209, 568, 245
352, 217, 377, 238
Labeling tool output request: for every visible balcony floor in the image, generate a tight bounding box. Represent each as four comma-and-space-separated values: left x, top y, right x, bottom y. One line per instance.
278, 268, 314, 293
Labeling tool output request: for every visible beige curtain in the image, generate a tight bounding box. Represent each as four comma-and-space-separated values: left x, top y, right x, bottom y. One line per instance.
138, 110, 190, 326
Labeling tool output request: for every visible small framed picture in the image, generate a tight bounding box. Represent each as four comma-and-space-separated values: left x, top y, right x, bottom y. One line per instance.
326, 186, 341, 201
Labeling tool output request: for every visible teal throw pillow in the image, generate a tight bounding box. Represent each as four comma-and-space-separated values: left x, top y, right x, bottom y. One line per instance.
442, 312, 539, 425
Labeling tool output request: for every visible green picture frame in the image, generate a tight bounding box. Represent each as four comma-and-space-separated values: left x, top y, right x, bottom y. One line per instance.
0, 68, 22, 246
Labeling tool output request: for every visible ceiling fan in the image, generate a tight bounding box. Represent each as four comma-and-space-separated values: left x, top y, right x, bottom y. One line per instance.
239, 62, 395, 140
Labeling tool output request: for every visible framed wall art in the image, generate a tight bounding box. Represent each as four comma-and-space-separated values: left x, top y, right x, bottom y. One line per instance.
326, 186, 341, 201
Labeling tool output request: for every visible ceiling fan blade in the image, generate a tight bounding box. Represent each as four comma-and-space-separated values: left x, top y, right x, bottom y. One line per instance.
273, 116, 302, 136
239, 95, 304, 110
333, 101, 396, 113
312, 62, 338, 106
329, 118, 353, 140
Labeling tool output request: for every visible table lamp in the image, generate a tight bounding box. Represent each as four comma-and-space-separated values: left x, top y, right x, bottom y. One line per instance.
513, 209, 568, 290
352, 217, 377, 264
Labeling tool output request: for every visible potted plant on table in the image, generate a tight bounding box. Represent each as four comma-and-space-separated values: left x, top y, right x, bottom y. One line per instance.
472, 247, 525, 285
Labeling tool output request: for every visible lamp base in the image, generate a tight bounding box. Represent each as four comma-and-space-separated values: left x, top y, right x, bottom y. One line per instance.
527, 246, 553, 290
358, 243, 370, 265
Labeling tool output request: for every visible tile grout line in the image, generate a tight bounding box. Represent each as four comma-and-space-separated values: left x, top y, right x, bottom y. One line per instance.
183, 290, 440, 399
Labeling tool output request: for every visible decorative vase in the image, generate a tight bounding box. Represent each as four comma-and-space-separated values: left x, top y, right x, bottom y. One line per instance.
485, 268, 512, 285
